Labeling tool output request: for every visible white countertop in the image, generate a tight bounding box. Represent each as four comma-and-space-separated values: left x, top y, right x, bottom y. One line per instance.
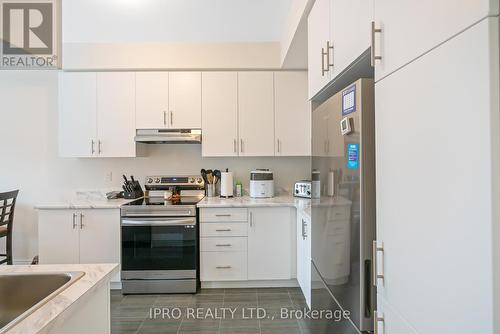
34, 198, 135, 210
1, 263, 118, 334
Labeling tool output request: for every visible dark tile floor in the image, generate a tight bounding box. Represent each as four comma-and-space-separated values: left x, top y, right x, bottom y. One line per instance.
111, 287, 311, 334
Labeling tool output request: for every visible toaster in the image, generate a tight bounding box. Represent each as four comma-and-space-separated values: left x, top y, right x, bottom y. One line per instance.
249, 169, 274, 198
294, 180, 311, 198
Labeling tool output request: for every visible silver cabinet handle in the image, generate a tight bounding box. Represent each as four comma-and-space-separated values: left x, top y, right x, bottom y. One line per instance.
216, 244, 232, 247
240, 139, 244, 153
374, 310, 384, 334
79, 213, 85, 229
170, 111, 173, 126
233, 139, 237, 153
371, 21, 382, 67
72, 213, 77, 229
91, 140, 95, 155
372, 241, 385, 286
321, 47, 328, 76
302, 219, 307, 240
98, 140, 102, 154
326, 41, 334, 70
215, 214, 231, 217
249, 211, 253, 227
215, 228, 231, 232
163, 111, 167, 126
277, 139, 280, 153
216, 266, 232, 269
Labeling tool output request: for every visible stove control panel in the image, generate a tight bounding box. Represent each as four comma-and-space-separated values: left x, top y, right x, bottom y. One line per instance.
145, 175, 205, 189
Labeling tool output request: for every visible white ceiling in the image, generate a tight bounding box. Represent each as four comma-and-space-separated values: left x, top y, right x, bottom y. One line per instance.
63, 0, 293, 43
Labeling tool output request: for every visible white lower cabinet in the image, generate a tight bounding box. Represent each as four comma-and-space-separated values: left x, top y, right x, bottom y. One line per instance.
296, 209, 311, 308
38, 209, 121, 283
200, 207, 294, 283
247, 207, 292, 280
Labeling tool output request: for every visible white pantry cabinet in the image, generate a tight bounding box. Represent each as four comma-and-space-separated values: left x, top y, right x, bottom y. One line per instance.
38, 209, 121, 282
375, 18, 498, 334
296, 210, 311, 308
247, 207, 293, 280
201, 72, 239, 157
274, 72, 311, 156
238, 72, 275, 156
168, 72, 202, 129
59, 72, 137, 158
96, 72, 136, 157
373, 0, 498, 81
135, 72, 169, 129
59, 72, 97, 158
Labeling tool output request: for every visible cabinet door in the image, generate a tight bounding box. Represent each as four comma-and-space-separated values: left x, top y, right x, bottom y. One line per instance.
297, 211, 312, 308
169, 72, 202, 129
38, 210, 79, 264
274, 72, 311, 156
373, 0, 498, 81
331, 0, 371, 78
307, 0, 331, 99
96, 72, 136, 157
248, 208, 292, 280
375, 18, 498, 334
201, 72, 239, 157
59, 72, 97, 158
136, 72, 169, 129
238, 72, 275, 156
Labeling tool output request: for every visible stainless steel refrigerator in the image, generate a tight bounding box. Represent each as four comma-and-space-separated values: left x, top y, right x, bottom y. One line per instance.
310, 78, 376, 333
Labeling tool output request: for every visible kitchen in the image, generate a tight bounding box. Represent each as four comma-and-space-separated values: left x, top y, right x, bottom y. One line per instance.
1, 0, 500, 334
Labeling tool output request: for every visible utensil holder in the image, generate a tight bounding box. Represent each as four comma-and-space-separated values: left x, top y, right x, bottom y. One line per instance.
206, 184, 216, 197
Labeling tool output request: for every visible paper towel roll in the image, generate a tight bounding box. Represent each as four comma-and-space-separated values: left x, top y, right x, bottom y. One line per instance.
220, 171, 234, 198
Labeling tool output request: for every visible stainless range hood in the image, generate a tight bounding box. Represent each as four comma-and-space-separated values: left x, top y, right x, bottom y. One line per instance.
134, 129, 202, 144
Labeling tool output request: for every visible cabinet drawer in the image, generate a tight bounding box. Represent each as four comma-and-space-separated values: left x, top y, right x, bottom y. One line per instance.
201, 251, 247, 281
200, 237, 247, 252
200, 208, 248, 222
201, 222, 248, 237
326, 219, 349, 236
328, 206, 350, 221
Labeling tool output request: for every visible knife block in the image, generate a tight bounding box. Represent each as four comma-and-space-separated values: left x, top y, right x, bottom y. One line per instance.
123, 181, 144, 199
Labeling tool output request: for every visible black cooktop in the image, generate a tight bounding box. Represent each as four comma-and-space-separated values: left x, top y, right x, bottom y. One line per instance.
122, 196, 204, 207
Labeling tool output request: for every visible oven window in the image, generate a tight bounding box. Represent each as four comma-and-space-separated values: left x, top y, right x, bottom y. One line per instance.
122, 225, 196, 271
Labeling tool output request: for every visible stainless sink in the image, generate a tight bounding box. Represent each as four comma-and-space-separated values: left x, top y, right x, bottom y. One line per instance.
0, 271, 85, 333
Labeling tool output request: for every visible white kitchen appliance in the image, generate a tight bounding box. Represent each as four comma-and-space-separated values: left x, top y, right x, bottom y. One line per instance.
220, 169, 234, 198
250, 169, 274, 198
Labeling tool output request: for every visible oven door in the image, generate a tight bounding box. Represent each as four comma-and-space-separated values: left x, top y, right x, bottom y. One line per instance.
121, 217, 197, 280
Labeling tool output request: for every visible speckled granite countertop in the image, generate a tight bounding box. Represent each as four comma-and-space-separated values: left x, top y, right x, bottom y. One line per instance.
1, 263, 118, 334
34, 198, 135, 209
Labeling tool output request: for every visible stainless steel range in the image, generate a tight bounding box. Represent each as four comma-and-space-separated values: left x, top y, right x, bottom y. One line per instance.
120, 175, 205, 294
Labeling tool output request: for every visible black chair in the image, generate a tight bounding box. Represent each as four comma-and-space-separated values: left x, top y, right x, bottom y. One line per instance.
0, 190, 19, 265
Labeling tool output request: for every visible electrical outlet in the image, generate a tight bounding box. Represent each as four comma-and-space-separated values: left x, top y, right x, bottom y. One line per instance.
105, 171, 113, 182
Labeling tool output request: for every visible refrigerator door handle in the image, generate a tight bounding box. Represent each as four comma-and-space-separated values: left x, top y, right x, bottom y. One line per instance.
372, 240, 385, 286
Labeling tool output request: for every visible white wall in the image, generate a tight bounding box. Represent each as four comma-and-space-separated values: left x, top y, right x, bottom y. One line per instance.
62, 0, 292, 43
0, 71, 310, 263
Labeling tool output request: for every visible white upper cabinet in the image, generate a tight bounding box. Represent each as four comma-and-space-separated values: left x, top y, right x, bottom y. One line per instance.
202, 72, 239, 157
307, 0, 332, 99
331, 0, 372, 78
168, 72, 202, 129
238, 72, 275, 156
274, 72, 310, 156
96, 72, 136, 157
373, 0, 498, 81
247, 208, 293, 280
136, 72, 169, 129
59, 72, 97, 158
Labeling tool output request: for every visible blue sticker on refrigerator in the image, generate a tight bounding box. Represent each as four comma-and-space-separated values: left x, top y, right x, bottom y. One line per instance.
342, 84, 356, 116
347, 144, 359, 169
